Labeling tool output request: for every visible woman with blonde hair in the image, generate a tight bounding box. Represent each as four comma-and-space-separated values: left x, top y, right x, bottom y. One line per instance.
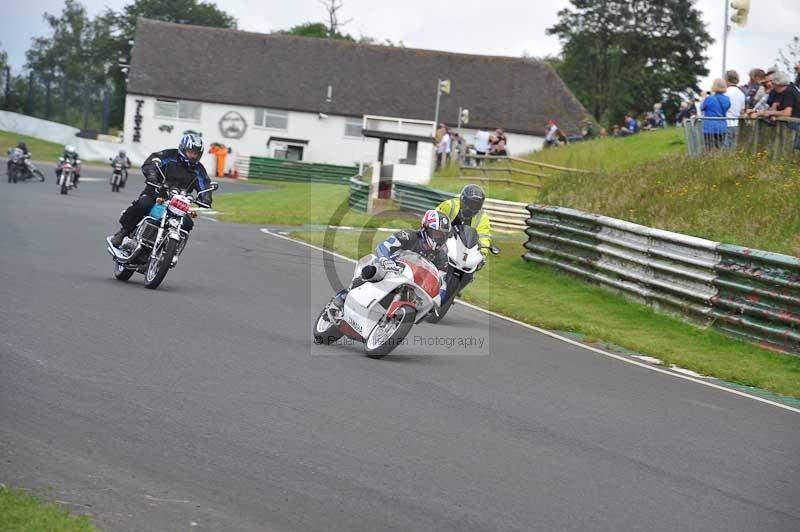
700, 78, 731, 149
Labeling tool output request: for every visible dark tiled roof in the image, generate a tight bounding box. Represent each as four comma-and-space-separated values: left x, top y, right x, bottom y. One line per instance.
129, 18, 587, 135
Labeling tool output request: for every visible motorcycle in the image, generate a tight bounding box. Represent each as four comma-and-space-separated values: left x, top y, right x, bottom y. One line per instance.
57, 160, 77, 195
110, 159, 124, 192
313, 250, 443, 358
105, 176, 219, 290
425, 225, 500, 323
7, 148, 45, 183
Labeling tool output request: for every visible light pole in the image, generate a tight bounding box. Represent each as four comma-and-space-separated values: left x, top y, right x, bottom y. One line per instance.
722, 0, 730, 76
433, 79, 450, 128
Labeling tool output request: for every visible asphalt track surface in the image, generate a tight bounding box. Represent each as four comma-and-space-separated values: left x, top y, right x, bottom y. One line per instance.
1, 163, 798, 531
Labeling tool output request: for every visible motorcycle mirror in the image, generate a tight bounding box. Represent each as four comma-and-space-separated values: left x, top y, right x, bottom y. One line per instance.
490, 246, 501, 255
210, 182, 219, 191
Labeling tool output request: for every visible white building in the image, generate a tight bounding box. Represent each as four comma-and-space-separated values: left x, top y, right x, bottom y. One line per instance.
124, 19, 587, 176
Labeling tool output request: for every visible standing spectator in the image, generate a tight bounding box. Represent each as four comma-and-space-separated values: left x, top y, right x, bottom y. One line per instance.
794, 62, 800, 87
676, 102, 692, 125
489, 128, 508, 156
742, 68, 765, 108
544, 119, 559, 147
435, 123, 447, 145
436, 127, 451, 170
653, 103, 666, 127
724, 70, 746, 148
473, 126, 491, 164
747, 71, 775, 116
701, 78, 731, 150
761, 71, 800, 119
620, 113, 639, 135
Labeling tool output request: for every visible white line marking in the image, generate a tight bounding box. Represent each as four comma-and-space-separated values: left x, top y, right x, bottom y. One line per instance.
259, 228, 800, 415
631, 355, 664, 365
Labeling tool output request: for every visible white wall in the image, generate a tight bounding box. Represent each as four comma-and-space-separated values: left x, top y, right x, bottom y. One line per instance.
455, 126, 544, 156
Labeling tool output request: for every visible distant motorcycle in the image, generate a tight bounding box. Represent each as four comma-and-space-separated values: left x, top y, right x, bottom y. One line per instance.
110, 160, 124, 192
426, 225, 500, 323
106, 177, 219, 290
7, 147, 45, 183
57, 160, 77, 195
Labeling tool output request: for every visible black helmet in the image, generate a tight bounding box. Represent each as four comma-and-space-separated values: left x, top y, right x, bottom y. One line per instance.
17, 141, 27, 151
460, 184, 485, 218
420, 209, 451, 251
178, 133, 204, 166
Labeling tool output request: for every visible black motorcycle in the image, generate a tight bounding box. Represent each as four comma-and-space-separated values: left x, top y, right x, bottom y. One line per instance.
7, 147, 45, 183
106, 177, 218, 290
109, 159, 125, 192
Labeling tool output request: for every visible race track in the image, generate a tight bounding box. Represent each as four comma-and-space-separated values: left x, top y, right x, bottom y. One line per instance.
1, 165, 798, 532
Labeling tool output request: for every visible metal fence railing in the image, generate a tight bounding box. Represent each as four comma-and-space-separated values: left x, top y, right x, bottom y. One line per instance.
233, 154, 357, 184
523, 205, 800, 355
684, 116, 800, 158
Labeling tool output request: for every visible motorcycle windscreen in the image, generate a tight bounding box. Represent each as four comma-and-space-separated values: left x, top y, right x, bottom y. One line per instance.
457, 225, 480, 248
396, 252, 440, 298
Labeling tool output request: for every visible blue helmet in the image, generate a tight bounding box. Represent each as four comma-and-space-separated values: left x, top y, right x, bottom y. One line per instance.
178, 133, 204, 166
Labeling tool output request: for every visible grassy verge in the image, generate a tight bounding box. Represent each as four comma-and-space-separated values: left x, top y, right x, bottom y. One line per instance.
0, 486, 97, 532
214, 181, 417, 227
291, 229, 800, 399
0, 129, 107, 165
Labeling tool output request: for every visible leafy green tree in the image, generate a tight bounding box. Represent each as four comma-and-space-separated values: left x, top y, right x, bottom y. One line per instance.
280, 22, 353, 41
547, 0, 712, 126
776, 36, 799, 73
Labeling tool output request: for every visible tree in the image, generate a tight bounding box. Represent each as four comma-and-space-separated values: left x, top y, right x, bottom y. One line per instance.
776, 36, 799, 73
280, 22, 353, 41
547, 0, 712, 126
319, 0, 352, 37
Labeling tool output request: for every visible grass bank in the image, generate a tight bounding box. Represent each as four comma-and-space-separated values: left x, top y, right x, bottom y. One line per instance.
0, 486, 97, 532
0, 129, 107, 165
291, 229, 800, 399
214, 181, 416, 228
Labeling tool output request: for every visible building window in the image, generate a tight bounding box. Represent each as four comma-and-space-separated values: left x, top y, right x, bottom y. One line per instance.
154, 99, 201, 121
255, 108, 289, 130
344, 118, 362, 138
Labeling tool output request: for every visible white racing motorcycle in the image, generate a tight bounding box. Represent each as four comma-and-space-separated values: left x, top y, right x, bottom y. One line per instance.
426, 225, 500, 323
313, 250, 443, 358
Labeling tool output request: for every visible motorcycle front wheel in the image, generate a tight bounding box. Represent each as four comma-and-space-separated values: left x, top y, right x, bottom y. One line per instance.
34, 169, 45, 182
60, 176, 68, 195
144, 238, 178, 289
313, 302, 344, 345
364, 306, 417, 359
113, 261, 135, 281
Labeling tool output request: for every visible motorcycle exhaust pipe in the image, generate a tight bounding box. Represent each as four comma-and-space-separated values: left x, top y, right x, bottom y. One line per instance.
106, 238, 143, 264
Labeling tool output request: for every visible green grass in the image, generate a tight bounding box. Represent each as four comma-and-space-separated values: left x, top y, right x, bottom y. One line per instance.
214, 180, 417, 228
0, 486, 97, 532
0, 129, 106, 165
540, 150, 800, 255
292, 229, 800, 399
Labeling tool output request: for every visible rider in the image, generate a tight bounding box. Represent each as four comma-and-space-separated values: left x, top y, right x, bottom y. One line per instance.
55, 145, 81, 187
331, 210, 451, 311
108, 133, 212, 248
436, 184, 492, 253
110, 149, 132, 187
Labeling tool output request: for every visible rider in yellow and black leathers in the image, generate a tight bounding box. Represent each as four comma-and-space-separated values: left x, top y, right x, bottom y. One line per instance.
436, 184, 491, 253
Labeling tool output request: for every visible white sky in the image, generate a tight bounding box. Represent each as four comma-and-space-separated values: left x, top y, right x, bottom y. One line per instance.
2, 0, 798, 92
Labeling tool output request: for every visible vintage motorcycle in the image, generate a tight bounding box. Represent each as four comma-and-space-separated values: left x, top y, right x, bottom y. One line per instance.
7, 147, 45, 183
313, 250, 443, 358
426, 225, 500, 323
109, 159, 125, 192
57, 159, 78, 195
106, 177, 218, 290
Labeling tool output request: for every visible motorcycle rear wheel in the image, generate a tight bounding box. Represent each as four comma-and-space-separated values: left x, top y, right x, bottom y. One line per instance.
144, 238, 178, 289
34, 170, 45, 182
364, 306, 417, 359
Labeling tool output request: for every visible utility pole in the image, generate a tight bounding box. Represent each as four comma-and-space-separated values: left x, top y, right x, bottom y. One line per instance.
721, 0, 729, 76
3, 67, 10, 110
433, 79, 450, 128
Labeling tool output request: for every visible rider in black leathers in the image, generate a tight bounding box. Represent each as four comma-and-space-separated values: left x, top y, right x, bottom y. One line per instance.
7, 141, 29, 177
108, 134, 212, 248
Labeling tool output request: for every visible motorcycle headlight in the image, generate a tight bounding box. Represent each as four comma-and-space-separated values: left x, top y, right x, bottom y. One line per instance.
168, 218, 182, 228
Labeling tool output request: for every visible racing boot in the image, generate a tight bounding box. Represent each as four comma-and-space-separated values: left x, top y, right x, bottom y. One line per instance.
108, 227, 128, 248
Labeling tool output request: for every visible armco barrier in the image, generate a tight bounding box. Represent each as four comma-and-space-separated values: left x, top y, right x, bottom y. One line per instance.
523, 205, 800, 354
234, 155, 357, 184
349, 178, 369, 212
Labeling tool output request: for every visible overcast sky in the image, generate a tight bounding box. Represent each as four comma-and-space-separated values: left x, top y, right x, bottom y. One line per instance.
2, 0, 798, 92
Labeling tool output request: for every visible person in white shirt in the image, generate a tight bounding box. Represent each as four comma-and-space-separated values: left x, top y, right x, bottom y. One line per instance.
724, 70, 746, 149
473, 127, 491, 165
544, 120, 559, 147
436, 129, 451, 170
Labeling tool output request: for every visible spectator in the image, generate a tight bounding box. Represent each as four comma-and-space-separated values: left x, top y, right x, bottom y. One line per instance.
611, 124, 621, 137
794, 62, 800, 88
742, 68, 765, 108
435, 123, 447, 145
489, 128, 508, 156
724, 70, 746, 148
760, 71, 800, 120
620, 113, 639, 136
581, 119, 596, 140
436, 127, 451, 170
653, 103, 666, 127
473, 126, 491, 164
747, 71, 775, 116
598, 127, 608, 138
544, 119, 559, 147
676, 101, 693, 125
700, 78, 731, 149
